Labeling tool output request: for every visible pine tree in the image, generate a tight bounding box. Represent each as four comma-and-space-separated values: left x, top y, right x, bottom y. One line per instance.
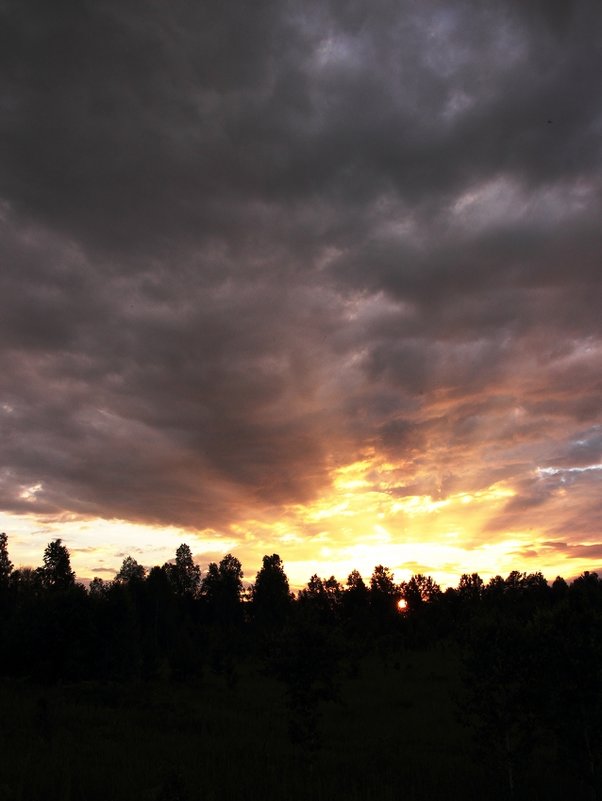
253, 554, 291, 627
166, 543, 201, 597
0, 532, 13, 588
40, 538, 75, 591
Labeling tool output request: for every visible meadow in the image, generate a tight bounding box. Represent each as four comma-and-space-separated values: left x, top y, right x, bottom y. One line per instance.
0, 645, 581, 801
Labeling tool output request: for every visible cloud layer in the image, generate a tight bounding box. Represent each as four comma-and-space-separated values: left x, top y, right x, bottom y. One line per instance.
1, 0, 601, 577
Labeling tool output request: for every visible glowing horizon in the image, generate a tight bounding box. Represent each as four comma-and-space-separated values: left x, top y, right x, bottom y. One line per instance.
3, 449, 601, 591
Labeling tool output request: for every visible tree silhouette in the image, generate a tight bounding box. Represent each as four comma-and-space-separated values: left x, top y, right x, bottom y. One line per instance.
201, 553, 244, 626
253, 554, 291, 628
323, 576, 343, 615
298, 574, 341, 624
370, 564, 396, 596
342, 569, 369, 618
346, 569, 368, 596
165, 543, 201, 598
570, 570, 600, 606
369, 564, 400, 623
551, 574, 569, 603
0, 533, 13, 588
400, 573, 442, 611
115, 555, 146, 584
457, 573, 484, 603
198, 554, 245, 684
340, 570, 370, 674
89, 576, 109, 597
142, 565, 184, 679
484, 574, 506, 605
39, 539, 75, 591
10, 566, 42, 596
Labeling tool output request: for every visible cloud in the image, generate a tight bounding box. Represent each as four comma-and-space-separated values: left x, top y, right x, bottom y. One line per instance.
543, 541, 602, 559
0, 0, 600, 570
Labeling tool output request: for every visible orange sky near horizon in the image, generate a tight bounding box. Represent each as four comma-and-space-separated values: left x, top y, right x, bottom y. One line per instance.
3, 448, 601, 590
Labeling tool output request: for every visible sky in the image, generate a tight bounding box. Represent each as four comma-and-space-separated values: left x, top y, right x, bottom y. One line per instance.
1, 0, 601, 589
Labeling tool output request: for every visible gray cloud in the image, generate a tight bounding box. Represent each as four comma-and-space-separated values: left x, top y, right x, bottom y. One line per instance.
1, 0, 601, 540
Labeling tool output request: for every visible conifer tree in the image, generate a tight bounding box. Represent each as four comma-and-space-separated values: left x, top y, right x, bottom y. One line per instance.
166, 543, 201, 597
40, 538, 75, 591
0, 532, 13, 588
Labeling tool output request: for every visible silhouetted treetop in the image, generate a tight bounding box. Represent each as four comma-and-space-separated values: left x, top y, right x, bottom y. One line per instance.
10, 566, 42, 595
369, 565, 401, 622
253, 554, 291, 626
201, 553, 244, 625
370, 565, 397, 598
342, 569, 369, 619
458, 573, 484, 602
298, 574, 342, 622
400, 574, 442, 611
551, 575, 569, 601
39, 538, 75, 591
166, 543, 201, 598
323, 575, 343, 608
0, 533, 13, 588
89, 576, 108, 597
115, 555, 146, 584
346, 569, 367, 594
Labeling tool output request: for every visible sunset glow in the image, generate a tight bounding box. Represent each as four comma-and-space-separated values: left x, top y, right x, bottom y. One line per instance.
1, 0, 600, 591
2, 440, 601, 588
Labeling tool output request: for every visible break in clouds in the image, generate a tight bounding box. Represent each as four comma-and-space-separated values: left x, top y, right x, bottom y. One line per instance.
1, 0, 601, 551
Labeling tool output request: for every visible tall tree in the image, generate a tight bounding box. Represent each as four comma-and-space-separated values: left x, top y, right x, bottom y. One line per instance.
298, 574, 342, 624
201, 553, 244, 625
39, 539, 75, 591
253, 554, 291, 627
166, 543, 201, 598
551, 575, 569, 603
0, 532, 13, 588
400, 574, 442, 611
343, 569, 369, 616
115, 555, 146, 584
370, 564, 397, 597
458, 573, 484, 603
369, 564, 400, 620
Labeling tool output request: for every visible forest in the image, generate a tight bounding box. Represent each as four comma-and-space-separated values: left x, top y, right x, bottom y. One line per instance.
1, 532, 601, 801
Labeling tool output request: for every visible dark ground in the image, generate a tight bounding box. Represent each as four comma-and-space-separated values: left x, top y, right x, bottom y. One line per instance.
0, 645, 571, 801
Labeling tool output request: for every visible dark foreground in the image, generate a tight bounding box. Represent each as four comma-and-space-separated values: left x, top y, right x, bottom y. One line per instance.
0, 645, 593, 801
1, 538, 602, 800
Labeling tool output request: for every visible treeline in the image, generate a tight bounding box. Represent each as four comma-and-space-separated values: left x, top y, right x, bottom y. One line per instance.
2, 533, 602, 798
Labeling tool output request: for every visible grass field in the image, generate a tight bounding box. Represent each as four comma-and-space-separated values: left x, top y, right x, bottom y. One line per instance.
0, 644, 578, 801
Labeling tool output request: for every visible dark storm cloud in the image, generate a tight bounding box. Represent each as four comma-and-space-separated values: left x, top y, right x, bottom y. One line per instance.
1, 0, 601, 534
